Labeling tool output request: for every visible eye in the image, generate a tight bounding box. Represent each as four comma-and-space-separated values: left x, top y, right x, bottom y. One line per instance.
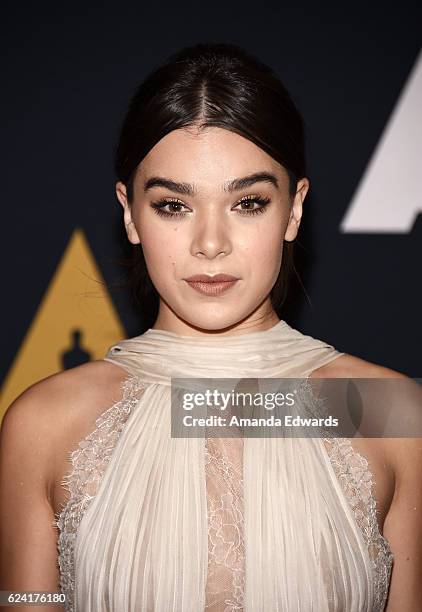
150, 194, 271, 220
232, 195, 271, 216
150, 198, 190, 219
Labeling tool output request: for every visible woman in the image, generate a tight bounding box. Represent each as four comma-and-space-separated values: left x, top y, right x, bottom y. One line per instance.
0, 42, 421, 611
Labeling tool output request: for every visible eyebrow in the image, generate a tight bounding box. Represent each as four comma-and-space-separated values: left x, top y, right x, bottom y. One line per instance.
143, 171, 279, 196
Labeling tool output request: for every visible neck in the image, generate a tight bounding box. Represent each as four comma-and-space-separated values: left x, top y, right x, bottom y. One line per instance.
152, 303, 281, 338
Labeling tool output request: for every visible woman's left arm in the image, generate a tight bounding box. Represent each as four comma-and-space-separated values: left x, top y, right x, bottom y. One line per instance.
383, 436, 422, 611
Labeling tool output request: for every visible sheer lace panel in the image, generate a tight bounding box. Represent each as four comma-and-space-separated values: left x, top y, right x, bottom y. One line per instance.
323, 437, 394, 611
53, 376, 148, 612
204, 437, 245, 612
54, 376, 394, 611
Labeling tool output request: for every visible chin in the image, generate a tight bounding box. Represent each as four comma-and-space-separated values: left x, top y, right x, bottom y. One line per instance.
177, 308, 254, 333
164, 303, 231, 329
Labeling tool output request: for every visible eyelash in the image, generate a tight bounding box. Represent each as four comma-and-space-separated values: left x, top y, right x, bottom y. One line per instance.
150, 195, 271, 219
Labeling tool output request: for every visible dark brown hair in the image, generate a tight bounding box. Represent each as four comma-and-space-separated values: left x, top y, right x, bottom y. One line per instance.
115, 42, 307, 323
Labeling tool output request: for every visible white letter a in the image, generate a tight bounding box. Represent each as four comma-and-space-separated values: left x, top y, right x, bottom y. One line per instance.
341, 49, 422, 234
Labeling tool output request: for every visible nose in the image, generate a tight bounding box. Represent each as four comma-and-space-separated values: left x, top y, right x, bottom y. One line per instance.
190, 211, 232, 259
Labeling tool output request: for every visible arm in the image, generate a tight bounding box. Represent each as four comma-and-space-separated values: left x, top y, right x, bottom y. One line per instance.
383, 436, 422, 611
0, 384, 65, 612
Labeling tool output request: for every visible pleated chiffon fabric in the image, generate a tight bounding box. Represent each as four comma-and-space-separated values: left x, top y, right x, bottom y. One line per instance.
69, 319, 392, 611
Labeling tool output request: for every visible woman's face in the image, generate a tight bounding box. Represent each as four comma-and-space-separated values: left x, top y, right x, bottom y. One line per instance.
116, 126, 309, 335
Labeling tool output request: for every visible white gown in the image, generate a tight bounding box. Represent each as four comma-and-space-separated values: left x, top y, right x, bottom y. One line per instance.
53, 319, 393, 611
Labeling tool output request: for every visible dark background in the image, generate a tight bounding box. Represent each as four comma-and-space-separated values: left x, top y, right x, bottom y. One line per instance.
1, 1, 421, 384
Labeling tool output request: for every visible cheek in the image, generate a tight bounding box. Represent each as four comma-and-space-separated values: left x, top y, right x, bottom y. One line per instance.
241, 225, 284, 295
244, 223, 284, 270
140, 228, 184, 277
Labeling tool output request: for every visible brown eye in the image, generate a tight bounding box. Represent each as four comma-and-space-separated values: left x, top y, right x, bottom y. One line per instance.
150, 199, 190, 219
233, 196, 271, 216
166, 203, 184, 213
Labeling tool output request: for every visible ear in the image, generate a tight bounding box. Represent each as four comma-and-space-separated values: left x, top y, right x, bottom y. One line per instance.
284, 177, 309, 242
116, 182, 141, 245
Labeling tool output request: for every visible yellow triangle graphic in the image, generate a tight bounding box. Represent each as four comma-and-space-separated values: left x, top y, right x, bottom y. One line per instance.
1, 228, 126, 422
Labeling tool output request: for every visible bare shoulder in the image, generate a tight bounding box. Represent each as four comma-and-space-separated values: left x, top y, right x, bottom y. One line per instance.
312, 352, 409, 379
313, 352, 422, 484
0, 361, 129, 589
0, 361, 129, 492
1, 360, 128, 432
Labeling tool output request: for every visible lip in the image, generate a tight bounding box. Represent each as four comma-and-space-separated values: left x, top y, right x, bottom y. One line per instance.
184, 274, 239, 282
184, 274, 239, 296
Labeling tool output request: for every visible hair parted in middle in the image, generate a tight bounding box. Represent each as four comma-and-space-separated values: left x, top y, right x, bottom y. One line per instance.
115, 42, 307, 325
